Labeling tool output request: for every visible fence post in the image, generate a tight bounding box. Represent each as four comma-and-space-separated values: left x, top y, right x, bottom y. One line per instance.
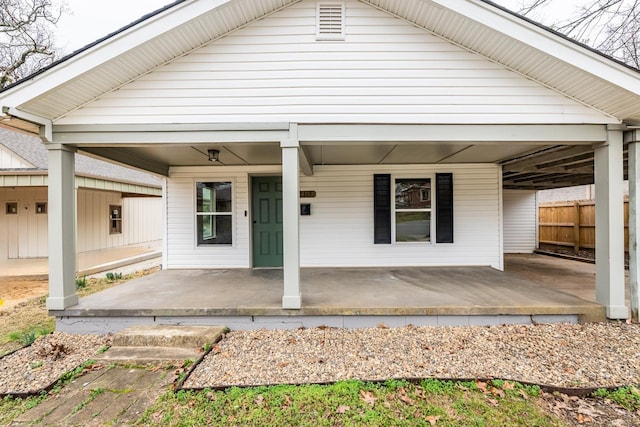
573, 202, 580, 253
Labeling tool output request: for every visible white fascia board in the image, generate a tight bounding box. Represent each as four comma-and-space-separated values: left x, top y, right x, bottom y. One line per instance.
298, 124, 608, 143
0, 0, 233, 109
432, 0, 640, 95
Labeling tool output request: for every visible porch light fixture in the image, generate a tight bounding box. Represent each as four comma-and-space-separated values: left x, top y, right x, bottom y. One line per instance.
208, 149, 220, 162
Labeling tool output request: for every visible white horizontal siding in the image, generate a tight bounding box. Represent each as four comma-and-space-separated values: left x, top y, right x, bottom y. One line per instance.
165, 164, 501, 269
166, 172, 252, 269
503, 190, 537, 253
56, 0, 612, 126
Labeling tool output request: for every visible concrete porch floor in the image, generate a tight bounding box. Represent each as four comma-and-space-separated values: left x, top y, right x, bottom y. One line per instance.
53, 254, 608, 333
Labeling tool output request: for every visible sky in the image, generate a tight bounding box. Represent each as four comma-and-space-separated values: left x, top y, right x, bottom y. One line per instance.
54, 0, 584, 54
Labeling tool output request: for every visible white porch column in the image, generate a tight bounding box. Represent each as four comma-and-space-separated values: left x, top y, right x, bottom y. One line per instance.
594, 128, 627, 319
46, 144, 78, 310
628, 133, 640, 321
281, 138, 302, 309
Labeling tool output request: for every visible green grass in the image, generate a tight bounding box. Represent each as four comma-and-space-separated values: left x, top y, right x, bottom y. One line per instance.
593, 385, 640, 411
138, 379, 563, 427
0, 394, 47, 425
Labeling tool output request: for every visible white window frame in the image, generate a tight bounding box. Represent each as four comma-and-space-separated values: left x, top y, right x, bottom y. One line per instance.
392, 176, 434, 244
109, 204, 122, 235
195, 180, 234, 247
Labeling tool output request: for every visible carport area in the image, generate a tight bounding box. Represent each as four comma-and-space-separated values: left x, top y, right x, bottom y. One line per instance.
52, 254, 608, 334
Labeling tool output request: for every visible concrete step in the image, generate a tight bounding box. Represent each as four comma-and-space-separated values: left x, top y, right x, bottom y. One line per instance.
112, 325, 225, 348
95, 346, 204, 364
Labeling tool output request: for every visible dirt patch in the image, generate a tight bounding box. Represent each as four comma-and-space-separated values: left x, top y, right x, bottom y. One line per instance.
0, 277, 48, 310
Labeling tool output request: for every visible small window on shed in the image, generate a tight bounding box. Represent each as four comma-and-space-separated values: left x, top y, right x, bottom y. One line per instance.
6, 202, 17, 214
109, 205, 122, 235
36, 202, 47, 214
316, 2, 345, 40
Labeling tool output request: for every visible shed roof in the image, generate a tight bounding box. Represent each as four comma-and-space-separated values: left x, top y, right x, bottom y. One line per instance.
0, 126, 162, 188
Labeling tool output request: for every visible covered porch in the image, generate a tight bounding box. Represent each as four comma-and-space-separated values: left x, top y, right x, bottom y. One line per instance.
52, 254, 606, 333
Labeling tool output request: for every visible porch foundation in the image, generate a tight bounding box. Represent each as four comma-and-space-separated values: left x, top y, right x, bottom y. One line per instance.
50, 263, 605, 334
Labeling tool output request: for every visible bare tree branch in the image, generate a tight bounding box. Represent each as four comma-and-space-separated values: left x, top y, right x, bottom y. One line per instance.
515, 0, 640, 67
0, 0, 66, 87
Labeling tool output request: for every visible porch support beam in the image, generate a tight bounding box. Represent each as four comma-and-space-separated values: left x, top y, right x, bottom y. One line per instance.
299, 124, 607, 143
594, 127, 627, 319
281, 138, 302, 309
628, 130, 640, 321
46, 143, 78, 310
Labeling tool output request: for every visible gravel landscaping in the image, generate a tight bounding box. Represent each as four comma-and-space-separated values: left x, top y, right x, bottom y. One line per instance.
184, 322, 640, 390
1, 322, 639, 397
0, 332, 111, 395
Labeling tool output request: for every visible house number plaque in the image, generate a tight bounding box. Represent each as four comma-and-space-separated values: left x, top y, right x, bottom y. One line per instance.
300, 191, 316, 198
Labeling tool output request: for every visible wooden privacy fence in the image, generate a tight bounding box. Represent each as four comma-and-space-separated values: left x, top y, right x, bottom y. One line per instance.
538, 201, 629, 252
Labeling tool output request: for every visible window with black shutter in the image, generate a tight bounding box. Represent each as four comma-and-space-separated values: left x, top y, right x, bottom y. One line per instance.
373, 173, 453, 244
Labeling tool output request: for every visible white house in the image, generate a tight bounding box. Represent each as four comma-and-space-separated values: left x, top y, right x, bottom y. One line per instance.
0, 126, 163, 263
0, 0, 639, 319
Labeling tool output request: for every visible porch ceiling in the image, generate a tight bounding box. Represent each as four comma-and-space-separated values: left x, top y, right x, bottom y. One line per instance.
78, 140, 611, 190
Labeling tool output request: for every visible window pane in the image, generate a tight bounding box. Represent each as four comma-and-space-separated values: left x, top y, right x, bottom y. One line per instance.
396, 211, 430, 242
109, 205, 122, 235
197, 182, 232, 213
395, 179, 431, 210
197, 215, 232, 245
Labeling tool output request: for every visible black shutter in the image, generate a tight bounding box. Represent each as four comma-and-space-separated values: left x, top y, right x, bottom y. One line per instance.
435, 173, 454, 243
373, 174, 391, 244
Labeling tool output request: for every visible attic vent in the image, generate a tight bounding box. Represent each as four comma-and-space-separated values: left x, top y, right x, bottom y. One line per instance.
316, 2, 345, 40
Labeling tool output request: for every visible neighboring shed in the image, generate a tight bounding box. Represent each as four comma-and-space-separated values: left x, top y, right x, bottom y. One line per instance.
0, 126, 163, 262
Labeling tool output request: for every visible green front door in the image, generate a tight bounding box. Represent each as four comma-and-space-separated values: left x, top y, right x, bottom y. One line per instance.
252, 176, 283, 267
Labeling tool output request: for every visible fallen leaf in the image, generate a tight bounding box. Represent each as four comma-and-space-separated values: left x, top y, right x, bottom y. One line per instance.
398, 390, 414, 405
491, 387, 505, 398
283, 394, 292, 408
425, 415, 441, 425
476, 381, 488, 393
577, 413, 592, 424
279, 361, 289, 368
336, 405, 350, 414
501, 381, 516, 390
360, 390, 378, 406
377, 323, 388, 329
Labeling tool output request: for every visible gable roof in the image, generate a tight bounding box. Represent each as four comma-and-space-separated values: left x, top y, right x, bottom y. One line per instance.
0, 126, 162, 187
0, 0, 639, 125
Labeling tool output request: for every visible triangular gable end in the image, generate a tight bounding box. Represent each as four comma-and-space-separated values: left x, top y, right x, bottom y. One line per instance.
55, 0, 618, 126
0, 143, 36, 169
